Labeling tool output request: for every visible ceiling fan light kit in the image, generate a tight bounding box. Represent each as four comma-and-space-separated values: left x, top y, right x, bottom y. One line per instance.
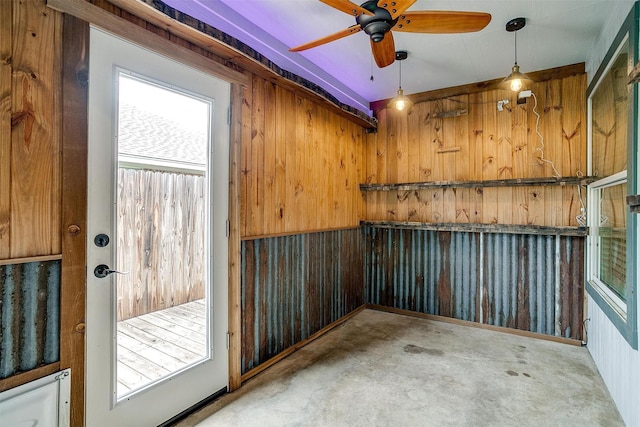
500, 17, 533, 92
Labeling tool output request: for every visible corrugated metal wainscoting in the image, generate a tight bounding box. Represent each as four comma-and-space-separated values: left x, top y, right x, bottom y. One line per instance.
241, 229, 365, 374
0, 260, 61, 379
364, 226, 584, 340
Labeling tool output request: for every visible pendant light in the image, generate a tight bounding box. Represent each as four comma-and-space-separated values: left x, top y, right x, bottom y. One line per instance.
388, 51, 412, 112
500, 17, 532, 92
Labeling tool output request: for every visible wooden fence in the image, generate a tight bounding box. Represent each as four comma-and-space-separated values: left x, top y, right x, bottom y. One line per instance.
116, 168, 205, 321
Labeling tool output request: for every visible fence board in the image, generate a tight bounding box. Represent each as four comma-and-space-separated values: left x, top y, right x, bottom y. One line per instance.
116, 168, 205, 320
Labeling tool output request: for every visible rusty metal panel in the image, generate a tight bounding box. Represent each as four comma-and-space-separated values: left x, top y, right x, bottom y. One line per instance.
559, 236, 585, 338
364, 226, 584, 340
483, 234, 557, 334
241, 229, 364, 374
365, 227, 480, 322
0, 260, 61, 379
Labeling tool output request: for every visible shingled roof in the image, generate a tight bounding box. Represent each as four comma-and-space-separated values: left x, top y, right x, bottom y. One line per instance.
118, 102, 208, 170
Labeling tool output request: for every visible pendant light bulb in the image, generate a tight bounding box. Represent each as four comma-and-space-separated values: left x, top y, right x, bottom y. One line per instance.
394, 88, 409, 111
501, 18, 532, 92
510, 78, 523, 92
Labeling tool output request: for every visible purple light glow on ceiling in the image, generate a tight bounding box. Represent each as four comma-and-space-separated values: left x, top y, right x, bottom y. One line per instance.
161, 0, 371, 113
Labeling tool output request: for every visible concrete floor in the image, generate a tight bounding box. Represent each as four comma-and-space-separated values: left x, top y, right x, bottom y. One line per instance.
177, 309, 623, 427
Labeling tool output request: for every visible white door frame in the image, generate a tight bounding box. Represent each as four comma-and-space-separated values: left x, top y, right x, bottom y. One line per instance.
86, 26, 230, 426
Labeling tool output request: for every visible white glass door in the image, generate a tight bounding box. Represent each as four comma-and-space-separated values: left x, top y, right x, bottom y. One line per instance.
86, 27, 229, 426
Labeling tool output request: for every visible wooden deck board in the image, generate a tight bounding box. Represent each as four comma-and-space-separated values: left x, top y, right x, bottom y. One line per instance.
116, 300, 206, 396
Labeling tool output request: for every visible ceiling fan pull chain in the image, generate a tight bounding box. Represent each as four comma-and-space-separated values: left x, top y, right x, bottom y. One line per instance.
370, 53, 374, 81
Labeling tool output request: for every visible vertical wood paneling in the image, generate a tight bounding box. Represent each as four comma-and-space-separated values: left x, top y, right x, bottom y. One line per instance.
2, 0, 63, 259
561, 76, 584, 223
241, 76, 366, 237
10, 0, 61, 258
60, 15, 88, 425
240, 74, 253, 238
229, 81, 243, 391
365, 71, 588, 228
241, 229, 364, 373
482, 90, 499, 224
0, 1, 11, 258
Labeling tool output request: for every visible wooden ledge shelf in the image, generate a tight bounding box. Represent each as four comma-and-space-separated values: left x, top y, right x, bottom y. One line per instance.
359, 176, 595, 192
361, 221, 588, 237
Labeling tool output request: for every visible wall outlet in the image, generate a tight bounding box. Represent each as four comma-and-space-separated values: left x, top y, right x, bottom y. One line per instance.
518, 90, 532, 99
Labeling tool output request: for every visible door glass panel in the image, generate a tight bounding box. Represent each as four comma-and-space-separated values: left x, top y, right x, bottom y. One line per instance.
115, 72, 211, 398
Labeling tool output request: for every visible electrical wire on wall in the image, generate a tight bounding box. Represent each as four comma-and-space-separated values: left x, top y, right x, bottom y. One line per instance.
529, 91, 589, 227
531, 92, 561, 178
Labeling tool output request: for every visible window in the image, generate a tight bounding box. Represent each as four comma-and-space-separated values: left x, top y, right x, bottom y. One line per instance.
586, 5, 638, 348
588, 173, 627, 317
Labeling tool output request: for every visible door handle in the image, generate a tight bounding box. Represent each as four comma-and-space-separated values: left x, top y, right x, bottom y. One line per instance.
94, 264, 129, 278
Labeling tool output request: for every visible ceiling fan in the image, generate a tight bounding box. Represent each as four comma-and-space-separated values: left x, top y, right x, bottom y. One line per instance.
289, 0, 491, 68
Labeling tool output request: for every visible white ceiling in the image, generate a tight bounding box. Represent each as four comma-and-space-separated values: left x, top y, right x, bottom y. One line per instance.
163, 0, 625, 113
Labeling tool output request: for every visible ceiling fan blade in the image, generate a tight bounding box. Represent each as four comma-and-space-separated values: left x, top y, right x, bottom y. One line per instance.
378, 0, 417, 20
289, 25, 362, 52
320, 0, 373, 16
371, 32, 396, 68
394, 11, 491, 34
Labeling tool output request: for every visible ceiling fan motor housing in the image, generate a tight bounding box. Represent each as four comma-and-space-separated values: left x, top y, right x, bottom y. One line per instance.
357, 0, 398, 42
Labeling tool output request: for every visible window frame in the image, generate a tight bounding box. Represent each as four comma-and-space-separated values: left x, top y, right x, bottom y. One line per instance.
588, 172, 628, 317
586, 3, 639, 349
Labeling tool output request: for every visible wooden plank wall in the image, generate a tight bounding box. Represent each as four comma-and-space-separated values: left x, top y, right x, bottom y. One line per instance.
365, 72, 587, 228
0, 0, 369, 424
0, 0, 62, 259
241, 74, 366, 238
0, 1, 62, 259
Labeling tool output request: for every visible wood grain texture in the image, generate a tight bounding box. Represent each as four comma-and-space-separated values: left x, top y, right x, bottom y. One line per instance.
0, 0, 11, 258
241, 75, 366, 237
48, 0, 248, 87
60, 13, 88, 427
228, 82, 243, 391
0, 1, 62, 259
370, 63, 585, 111
116, 169, 205, 320
53, 0, 375, 129
364, 69, 588, 228
0, 362, 60, 393
6, 0, 61, 258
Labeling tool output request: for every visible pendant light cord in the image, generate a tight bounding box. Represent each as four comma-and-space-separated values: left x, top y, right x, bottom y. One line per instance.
398, 59, 403, 89
514, 30, 518, 66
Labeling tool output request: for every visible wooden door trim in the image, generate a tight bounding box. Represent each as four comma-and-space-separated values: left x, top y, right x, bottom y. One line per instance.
61, 13, 89, 427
